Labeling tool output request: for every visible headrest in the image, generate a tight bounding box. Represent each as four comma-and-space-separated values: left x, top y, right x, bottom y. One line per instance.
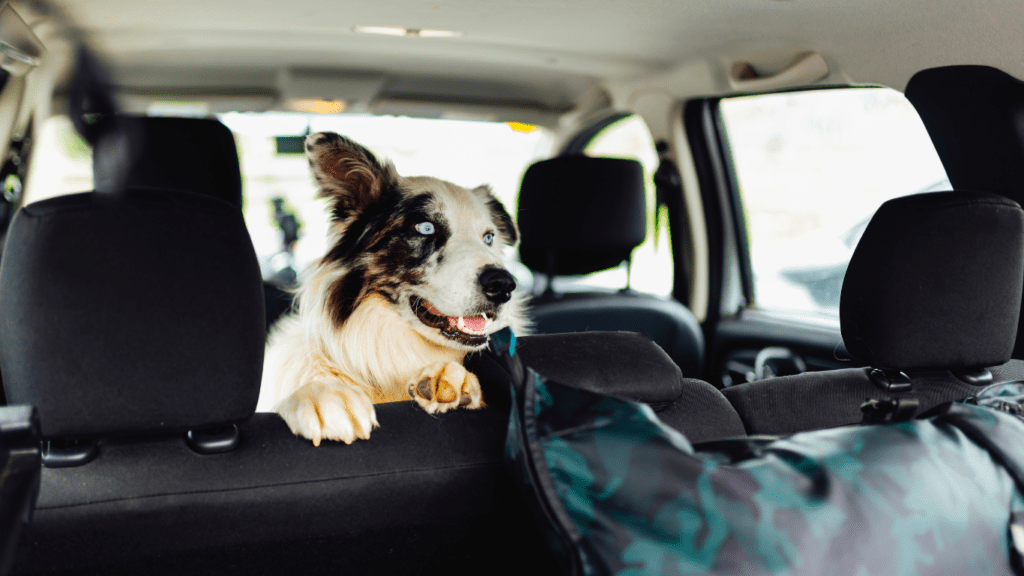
905, 66, 1024, 201
517, 156, 646, 276
840, 191, 1024, 371
0, 190, 265, 439
93, 116, 243, 207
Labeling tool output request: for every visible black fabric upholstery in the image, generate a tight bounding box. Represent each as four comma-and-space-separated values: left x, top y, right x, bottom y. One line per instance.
840, 191, 1024, 371
722, 364, 1023, 436
518, 156, 646, 276
0, 190, 265, 439
469, 332, 743, 443
527, 294, 704, 377
93, 116, 243, 207
14, 409, 560, 575
905, 66, 1024, 361
905, 66, 1024, 205
516, 155, 705, 377
16, 332, 726, 574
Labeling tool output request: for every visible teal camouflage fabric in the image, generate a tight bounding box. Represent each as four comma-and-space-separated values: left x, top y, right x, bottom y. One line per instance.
493, 329, 1024, 575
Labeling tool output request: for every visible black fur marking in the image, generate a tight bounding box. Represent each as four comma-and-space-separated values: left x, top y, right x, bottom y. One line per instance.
483, 195, 518, 245
323, 192, 453, 327
327, 268, 366, 327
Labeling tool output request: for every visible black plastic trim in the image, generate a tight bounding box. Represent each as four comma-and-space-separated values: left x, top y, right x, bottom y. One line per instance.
868, 368, 912, 392
186, 424, 240, 455
41, 438, 99, 468
954, 368, 994, 386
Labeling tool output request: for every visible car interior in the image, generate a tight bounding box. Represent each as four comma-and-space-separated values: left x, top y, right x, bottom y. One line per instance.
3, 0, 1024, 573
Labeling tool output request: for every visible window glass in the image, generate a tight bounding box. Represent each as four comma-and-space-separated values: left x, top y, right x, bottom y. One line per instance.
718, 88, 949, 319
23, 115, 93, 204
567, 114, 672, 297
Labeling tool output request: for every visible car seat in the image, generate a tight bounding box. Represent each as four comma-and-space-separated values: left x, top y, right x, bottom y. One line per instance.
517, 155, 705, 376
904, 65, 1024, 361
722, 191, 1024, 435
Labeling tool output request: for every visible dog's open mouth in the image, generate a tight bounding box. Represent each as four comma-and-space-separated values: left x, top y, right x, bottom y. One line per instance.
411, 297, 491, 347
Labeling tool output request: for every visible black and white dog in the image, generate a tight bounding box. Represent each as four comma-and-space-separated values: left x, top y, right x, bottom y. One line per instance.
258, 132, 526, 445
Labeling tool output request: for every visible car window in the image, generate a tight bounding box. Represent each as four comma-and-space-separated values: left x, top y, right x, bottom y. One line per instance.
23, 115, 93, 204
718, 87, 950, 320
558, 114, 672, 297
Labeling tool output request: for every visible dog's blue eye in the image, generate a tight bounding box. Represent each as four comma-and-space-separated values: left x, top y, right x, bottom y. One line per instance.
483, 232, 494, 246
415, 222, 435, 235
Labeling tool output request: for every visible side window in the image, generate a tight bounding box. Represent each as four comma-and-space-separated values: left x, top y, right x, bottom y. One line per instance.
718, 88, 949, 319
23, 116, 93, 204
570, 114, 673, 297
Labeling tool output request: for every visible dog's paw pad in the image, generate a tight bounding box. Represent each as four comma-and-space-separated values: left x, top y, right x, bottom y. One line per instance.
276, 380, 378, 446
408, 362, 484, 413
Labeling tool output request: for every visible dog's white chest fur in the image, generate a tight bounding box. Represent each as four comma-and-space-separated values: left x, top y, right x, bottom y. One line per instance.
258, 294, 465, 410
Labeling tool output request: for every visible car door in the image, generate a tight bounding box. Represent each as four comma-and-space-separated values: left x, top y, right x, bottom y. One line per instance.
683, 87, 951, 386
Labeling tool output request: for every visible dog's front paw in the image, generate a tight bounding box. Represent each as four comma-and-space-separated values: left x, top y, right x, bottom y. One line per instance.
408, 362, 485, 414
275, 379, 379, 446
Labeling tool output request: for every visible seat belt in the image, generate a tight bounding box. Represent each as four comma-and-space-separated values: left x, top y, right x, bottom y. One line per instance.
653, 140, 691, 304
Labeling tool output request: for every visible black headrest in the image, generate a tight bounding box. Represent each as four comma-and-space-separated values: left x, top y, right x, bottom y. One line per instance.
905, 66, 1024, 202
0, 190, 265, 439
93, 116, 243, 207
517, 156, 646, 276
840, 191, 1024, 371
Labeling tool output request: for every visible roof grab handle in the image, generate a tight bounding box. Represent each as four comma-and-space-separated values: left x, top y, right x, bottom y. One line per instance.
728, 51, 828, 92
0, 3, 44, 76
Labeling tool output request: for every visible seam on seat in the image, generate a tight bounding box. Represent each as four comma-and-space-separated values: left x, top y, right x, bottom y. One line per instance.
37, 461, 497, 511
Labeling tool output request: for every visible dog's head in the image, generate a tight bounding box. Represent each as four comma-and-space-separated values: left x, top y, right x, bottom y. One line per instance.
306, 131, 521, 351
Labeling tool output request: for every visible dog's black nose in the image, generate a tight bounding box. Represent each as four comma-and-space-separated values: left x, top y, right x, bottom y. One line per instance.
479, 268, 516, 304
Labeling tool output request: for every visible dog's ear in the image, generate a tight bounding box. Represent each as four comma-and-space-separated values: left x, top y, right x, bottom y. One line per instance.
305, 132, 398, 220
472, 185, 519, 246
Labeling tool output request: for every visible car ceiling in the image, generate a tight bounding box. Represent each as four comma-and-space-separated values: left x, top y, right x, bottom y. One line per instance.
19, 0, 1024, 118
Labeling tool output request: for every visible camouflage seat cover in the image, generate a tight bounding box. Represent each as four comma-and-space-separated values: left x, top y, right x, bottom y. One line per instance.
495, 329, 1024, 576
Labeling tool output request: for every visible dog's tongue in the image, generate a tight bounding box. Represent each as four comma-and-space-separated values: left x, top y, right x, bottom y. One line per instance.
424, 300, 487, 332
461, 315, 487, 332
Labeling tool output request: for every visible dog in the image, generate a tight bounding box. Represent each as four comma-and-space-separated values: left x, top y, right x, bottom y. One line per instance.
257, 132, 527, 446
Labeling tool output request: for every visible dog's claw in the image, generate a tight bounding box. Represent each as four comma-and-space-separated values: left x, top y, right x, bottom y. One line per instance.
408, 362, 485, 413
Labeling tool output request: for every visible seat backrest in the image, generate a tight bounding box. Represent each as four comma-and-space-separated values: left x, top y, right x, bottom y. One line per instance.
517, 155, 705, 376
905, 65, 1024, 360
723, 191, 1024, 435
